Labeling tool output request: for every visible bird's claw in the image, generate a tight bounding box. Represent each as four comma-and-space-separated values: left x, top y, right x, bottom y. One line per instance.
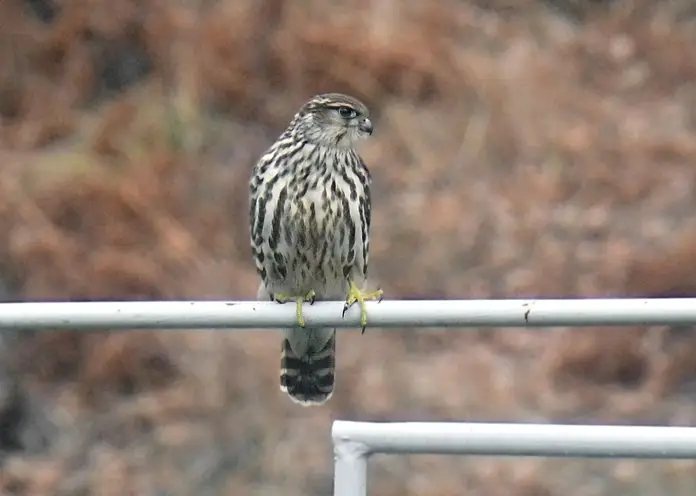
271, 290, 316, 328
343, 281, 383, 334
271, 292, 288, 304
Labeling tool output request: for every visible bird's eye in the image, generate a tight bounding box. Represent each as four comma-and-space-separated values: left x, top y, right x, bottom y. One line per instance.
337, 106, 357, 119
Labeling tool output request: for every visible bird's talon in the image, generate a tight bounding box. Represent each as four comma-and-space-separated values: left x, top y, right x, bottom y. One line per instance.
272, 292, 293, 304
271, 291, 317, 328
296, 299, 306, 328
344, 280, 384, 333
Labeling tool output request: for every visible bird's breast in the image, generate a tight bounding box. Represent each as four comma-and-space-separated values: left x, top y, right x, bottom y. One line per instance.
287, 181, 343, 247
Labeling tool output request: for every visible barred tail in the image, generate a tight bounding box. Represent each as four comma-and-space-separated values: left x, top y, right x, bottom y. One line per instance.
280, 328, 335, 406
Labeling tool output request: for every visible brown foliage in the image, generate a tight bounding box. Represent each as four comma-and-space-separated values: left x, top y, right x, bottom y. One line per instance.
2, 0, 696, 494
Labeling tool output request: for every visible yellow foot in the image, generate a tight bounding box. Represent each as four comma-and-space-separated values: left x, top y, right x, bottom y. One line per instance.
342, 280, 383, 334
272, 290, 316, 327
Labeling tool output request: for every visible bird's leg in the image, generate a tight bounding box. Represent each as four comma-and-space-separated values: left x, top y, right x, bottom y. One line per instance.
342, 280, 383, 334
272, 290, 316, 328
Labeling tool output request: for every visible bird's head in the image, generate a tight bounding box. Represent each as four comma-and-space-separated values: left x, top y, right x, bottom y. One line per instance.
291, 93, 373, 148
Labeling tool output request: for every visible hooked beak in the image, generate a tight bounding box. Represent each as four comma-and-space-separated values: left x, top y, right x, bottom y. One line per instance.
358, 118, 373, 135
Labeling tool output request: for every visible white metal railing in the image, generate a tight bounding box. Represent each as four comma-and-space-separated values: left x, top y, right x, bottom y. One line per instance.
1, 297, 695, 496
1, 298, 696, 329
331, 421, 696, 496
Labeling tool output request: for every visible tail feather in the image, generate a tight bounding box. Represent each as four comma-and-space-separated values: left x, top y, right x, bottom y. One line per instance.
280, 328, 336, 406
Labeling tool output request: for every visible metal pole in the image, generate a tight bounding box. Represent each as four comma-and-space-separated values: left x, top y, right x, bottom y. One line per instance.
1, 298, 696, 330
332, 421, 696, 459
333, 439, 369, 496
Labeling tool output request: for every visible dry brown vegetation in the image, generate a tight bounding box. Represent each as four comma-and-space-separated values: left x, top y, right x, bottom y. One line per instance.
2, 0, 696, 494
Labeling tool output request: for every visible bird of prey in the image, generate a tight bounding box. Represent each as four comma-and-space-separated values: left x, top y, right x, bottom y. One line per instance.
249, 93, 382, 406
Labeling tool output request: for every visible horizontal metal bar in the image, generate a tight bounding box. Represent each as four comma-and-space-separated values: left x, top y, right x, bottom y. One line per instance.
0, 298, 695, 330
332, 421, 696, 459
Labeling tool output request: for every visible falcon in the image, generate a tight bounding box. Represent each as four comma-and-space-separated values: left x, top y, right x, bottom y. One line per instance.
249, 93, 382, 405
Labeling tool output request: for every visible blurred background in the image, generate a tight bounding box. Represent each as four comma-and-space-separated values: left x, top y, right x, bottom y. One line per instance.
1, 0, 696, 494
